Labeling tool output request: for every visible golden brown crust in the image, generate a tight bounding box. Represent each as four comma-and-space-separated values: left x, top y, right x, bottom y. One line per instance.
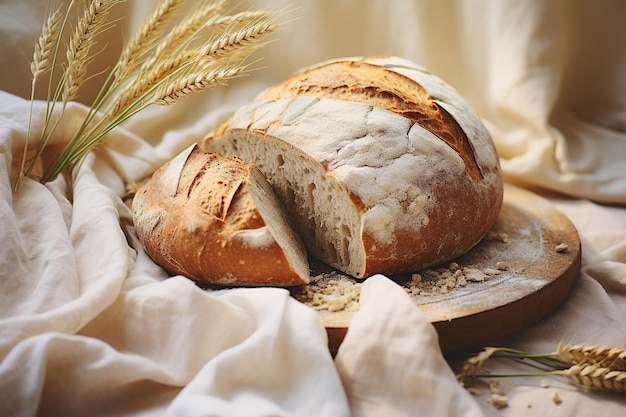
132, 145, 308, 287
360, 179, 503, 276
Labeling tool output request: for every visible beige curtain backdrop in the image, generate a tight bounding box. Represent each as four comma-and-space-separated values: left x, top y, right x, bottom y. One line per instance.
1, 0, 625, 203
1, 1, 626, 417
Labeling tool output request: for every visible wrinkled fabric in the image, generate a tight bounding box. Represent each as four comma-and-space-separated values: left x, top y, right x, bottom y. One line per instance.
1, 0, 626, 416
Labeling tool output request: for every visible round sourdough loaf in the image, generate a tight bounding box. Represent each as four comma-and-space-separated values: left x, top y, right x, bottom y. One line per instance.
132, 144, 310, 286
203, 56, 503, 279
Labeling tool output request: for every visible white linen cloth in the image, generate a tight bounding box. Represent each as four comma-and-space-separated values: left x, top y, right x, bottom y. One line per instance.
1, 0, 626, 416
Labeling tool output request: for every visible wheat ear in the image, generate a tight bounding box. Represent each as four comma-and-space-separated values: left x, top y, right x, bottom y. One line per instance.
558, 363, 626, 393
107, 14, 276, 119
113, 0, 184, 84
154, 65, 245, 105
201, 17, 278, 60
557, 343, 626, 371
62, 0, 120, 103
150, 0, 227, 60
30, 8, 62, 82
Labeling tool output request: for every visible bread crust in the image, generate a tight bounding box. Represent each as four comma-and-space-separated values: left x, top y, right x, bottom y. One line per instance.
204, 56, 503, 278
132, 145, 309, 286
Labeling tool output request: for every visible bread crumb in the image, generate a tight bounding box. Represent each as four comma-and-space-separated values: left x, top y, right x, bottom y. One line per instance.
495, 261, 508, 271
489, 394, 509, 409
527, 402, 532, 408
292, 272, 361, 312
552, 391, 562, 405
467, 387, 483, 396
411, 273, 422, 282
464, 268, 487, 282
540, 379, 550, 388
486, 231, 509, 243
555, 243, 569, 253
489, 380, 504, 395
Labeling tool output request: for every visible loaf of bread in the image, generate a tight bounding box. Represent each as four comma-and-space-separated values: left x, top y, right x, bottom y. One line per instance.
132, 144, 310, 286
203, 56, 503, 279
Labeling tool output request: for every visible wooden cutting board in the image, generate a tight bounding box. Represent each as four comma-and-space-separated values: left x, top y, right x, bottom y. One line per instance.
292, 184, 581, 353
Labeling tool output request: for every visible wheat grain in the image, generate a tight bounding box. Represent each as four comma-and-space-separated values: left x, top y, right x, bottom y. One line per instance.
557, 343, 626, 371
62, 0, 120, 103
559, 363, 626, 392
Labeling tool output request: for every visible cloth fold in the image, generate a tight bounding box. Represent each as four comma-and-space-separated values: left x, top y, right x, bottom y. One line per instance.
1, 0, 626, 415
335, 275, 483, 417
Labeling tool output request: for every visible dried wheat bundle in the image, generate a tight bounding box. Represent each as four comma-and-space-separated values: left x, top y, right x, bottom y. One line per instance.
458, 342, 626, 394
16, 0, 281, 192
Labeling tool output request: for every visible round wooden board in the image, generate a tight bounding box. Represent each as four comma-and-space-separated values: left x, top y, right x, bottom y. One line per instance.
304, 184, 581, 353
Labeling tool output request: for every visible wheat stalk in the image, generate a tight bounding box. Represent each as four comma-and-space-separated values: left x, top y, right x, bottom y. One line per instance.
16, 6, 64, 192
458, 343, 626, 395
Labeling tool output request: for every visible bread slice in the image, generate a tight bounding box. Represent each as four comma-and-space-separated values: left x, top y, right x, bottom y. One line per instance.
203, 56, 503, 278
132, 144, 310, 286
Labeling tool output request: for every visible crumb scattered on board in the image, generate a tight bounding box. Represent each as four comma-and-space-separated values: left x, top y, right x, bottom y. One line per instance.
292, 272, 361, 312
555, 243, 569, 253
294, 261, 510, 311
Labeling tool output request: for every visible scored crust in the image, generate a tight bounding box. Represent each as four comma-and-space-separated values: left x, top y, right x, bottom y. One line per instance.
259, 58, 483, 182
203, 56, 503, 279
132, 144, 309, 286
